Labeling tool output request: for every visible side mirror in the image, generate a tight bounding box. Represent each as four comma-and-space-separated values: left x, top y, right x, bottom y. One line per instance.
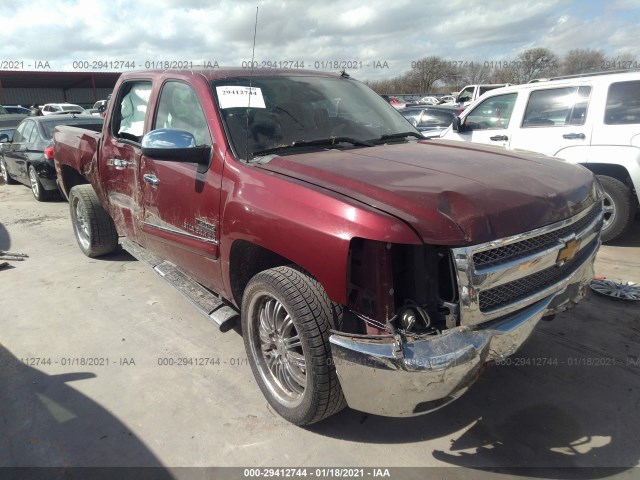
98, 105, 106, 113
141, 128, 211, 170
452, 116, 467, 133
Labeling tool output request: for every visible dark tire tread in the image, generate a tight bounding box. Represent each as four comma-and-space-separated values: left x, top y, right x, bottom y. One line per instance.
1, 160, 18, 185
29, 165, 54, 202
242, 266, 346, 425
598, 175, 636, 242
69, 185, 118, 257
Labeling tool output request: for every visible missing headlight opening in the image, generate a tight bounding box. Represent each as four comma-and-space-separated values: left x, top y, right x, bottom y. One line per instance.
345, 238, 459, 337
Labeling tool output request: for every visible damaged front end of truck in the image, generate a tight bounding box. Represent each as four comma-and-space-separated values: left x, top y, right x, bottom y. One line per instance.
330, 201, 603, 416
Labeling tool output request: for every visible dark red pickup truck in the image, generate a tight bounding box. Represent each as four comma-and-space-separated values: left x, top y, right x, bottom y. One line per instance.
54, 68, 603, 425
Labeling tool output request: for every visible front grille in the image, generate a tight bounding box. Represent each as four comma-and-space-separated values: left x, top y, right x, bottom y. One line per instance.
478, 238, 597, 312
473, 203, 602, 269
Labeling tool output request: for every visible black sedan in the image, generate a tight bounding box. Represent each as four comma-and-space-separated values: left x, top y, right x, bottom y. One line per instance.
398, 105, 460, 138
0, 115, 103, 201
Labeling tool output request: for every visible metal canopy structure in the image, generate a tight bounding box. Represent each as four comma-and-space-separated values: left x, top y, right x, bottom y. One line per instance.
0, 71, 121, 107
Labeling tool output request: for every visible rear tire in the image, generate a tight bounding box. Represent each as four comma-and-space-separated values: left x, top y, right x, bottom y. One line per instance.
29, 165, 53, 201
242, 266, 346, 425
1, 159, 18, 184
598, 175, 636, 242
69, 185, 118, 257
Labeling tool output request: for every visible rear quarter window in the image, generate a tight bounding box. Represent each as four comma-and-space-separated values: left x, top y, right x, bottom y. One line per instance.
522, 86, 591, 127
605, 81, 640, 125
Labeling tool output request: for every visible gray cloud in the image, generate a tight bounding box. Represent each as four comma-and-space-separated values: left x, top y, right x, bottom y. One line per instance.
0, 0, 637, 80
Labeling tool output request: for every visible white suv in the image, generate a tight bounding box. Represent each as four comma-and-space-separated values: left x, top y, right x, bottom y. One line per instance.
41, 103, 85, 115
440, 70, 640, 242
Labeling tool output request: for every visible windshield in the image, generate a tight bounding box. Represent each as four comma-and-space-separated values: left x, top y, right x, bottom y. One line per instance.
61, 105, 83, 111
210, 75, 418, 160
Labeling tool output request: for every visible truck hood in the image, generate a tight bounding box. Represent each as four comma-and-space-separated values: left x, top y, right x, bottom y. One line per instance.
256, 140, 599, 245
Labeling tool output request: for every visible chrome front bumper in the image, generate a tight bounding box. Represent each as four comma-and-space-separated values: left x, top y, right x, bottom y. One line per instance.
329, 232, 598, 418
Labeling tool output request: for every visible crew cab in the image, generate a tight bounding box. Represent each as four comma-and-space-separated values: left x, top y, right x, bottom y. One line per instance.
54, 69, 603, 425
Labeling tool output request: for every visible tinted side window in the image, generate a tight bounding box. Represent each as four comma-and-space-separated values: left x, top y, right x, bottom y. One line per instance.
27, 123, 40, 143
21, 123, 35, 144
111, 81, 152, 143
522, 86, 591, 127
465, 93, 517, 130
154, 81, 212, 146
605, 81, 640, 125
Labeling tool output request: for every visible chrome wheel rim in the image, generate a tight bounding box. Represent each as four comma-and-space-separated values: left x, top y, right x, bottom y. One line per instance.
602, 192, 616, 231
72, 197, 91, 250
248, 294, 306, 407
29, 167, 40, 198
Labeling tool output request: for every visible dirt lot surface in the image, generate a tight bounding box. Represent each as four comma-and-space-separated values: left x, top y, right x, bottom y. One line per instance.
1, 180, 639, 479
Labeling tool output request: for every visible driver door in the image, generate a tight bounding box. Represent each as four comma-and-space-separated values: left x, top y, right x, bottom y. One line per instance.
448, 93, 518, 148
139, 80, 224, 293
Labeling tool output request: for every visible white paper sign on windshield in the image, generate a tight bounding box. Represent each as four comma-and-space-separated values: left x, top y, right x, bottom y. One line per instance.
216, 86, 266, 109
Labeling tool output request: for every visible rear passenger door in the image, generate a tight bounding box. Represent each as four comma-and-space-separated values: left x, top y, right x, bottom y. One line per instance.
509, 86, 592, 158
99, 79, 153, 239
5, 120, 35, 180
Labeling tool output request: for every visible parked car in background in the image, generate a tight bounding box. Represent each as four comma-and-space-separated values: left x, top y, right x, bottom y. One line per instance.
455, 84, 510, 108
2, 105, 32, 115
0, 114, 28, 143
41, 103, 85, 115
441, 70, 640, 242
399, 105, 459, 138
92, 99, 107, 109
438, 95, 456, 104
0, 114, 103, 200
380, 94, 406, 109
418, 96, 440, 105
83, 108, 103, 116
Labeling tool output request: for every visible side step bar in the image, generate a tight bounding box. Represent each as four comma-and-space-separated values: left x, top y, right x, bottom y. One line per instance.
121, 239, 239, 332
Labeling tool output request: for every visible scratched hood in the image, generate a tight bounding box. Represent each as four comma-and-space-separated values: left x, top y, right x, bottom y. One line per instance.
256, 140, 599, 245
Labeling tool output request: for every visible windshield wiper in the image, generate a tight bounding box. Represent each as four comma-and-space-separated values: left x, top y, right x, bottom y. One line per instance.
372, 132, 424, 143
252, 137, 373, 158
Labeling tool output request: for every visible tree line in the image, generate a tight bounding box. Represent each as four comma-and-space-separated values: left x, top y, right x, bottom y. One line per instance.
364, 48, 638, 95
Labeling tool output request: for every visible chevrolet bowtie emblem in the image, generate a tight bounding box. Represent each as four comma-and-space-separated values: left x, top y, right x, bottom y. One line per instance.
556, 238, 581, 266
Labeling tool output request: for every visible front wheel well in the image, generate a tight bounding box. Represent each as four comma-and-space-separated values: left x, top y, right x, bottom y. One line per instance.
582, 163, 633, 189
229, 240, 294, 307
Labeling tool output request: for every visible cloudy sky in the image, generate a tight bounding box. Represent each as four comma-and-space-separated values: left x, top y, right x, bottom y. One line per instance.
1, 0, 638, 80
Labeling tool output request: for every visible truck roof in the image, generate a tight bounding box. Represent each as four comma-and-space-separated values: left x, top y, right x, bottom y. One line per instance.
120, 68, 344, 82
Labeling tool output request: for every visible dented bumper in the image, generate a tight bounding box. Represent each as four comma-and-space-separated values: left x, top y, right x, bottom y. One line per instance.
329, 248, 596, 417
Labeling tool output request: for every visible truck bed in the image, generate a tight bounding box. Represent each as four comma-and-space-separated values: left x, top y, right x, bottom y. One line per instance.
53, 125, 102, 185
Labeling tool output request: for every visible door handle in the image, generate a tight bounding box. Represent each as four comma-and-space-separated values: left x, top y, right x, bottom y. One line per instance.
490, 135, 508, 141
109, 158, 132, 168
563, 133, 586, 140
143, 173, 160, 186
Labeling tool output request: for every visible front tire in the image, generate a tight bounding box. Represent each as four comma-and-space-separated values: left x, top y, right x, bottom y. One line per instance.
69, 185, 118, 257
598, 175, 637, 242
242, 266, 346, 425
